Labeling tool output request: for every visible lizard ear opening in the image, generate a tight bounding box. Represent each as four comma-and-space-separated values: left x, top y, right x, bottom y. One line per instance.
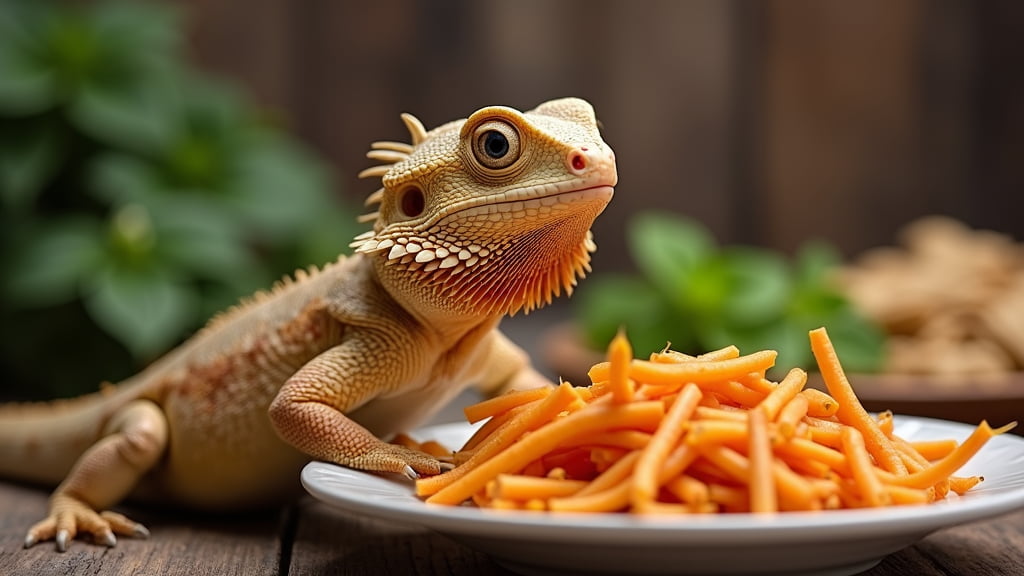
399, 185, 425, 218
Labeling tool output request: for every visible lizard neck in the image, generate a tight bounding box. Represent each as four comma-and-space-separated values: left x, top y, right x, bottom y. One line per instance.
370, 198, 605, 328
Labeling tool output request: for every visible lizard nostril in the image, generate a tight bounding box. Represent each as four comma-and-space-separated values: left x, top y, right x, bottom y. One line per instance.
568, 149, 587, 174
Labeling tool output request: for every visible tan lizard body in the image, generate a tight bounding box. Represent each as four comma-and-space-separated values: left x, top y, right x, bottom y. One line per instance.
0, 98, 616, 551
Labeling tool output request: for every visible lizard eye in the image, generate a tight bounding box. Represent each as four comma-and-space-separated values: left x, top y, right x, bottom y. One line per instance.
471, 120, 521, 170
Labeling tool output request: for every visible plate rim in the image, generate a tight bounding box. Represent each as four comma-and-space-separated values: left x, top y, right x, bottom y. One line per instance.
301, 416, 1024, 547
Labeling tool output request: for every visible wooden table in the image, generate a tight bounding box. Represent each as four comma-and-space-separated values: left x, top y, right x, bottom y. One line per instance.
2, 478, 1022, 576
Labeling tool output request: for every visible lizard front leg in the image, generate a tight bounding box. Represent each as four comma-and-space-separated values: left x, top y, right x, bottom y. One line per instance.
25, 399, 167, 551
269, 337, 446, 479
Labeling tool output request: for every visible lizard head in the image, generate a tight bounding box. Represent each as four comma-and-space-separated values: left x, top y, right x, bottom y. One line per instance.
351, 97, 616, 317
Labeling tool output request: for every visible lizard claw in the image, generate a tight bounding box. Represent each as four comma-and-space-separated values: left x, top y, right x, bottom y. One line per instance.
24, 494, 149, 551
402, 465, 419, 480
56, 530, 70, 553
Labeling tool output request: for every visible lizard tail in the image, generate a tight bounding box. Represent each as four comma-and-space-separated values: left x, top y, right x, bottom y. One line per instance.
0, 388, 133, 486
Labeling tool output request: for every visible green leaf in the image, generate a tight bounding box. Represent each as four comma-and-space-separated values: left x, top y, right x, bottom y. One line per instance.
679, 255, 730, 317
0, 3, 58, 115
83, 263, 197, 358
627, 212, 714, 300
719, 248, 791, 327
0, 117, 66, 208
89, 0, 181, 57
795, 240, 842, 287
3, 216, 104, 307
71, 72, 180, 153
228, 137, 330, 241
87, 153, 164, 205
293, 203, 363, 267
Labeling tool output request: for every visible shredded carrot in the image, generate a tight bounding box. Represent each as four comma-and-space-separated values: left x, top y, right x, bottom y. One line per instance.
800, 388, 839, 418
748, 408, 777, 513
463, 387, 551, 424
607, 329, 635, 404
631, 383, 702, 510
809, 328, 907, 475
412, 327, 1014, 515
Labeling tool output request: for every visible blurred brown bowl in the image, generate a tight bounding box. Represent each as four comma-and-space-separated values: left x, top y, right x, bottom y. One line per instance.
541, 322, 1024, 435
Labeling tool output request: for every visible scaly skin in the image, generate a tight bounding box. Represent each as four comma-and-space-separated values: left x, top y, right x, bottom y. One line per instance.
0, 98, 616, 551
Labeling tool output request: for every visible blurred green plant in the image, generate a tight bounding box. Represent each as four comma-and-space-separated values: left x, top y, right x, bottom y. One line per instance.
0, 1, 360, 399
576, 213, 885, 374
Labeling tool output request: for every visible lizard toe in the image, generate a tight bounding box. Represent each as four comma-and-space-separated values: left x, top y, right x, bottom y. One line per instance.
352, 443, 446, 478
26, 494, 149, 551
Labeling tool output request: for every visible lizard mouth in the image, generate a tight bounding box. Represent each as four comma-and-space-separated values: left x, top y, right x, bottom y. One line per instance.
429, 181, 615, 230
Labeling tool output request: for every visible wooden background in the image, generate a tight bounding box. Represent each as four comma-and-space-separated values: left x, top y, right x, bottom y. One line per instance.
180, 0, 1022, 272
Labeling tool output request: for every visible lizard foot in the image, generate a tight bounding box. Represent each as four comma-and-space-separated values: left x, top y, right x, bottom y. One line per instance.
24, 494, 150, 552
351, 443, 454, 480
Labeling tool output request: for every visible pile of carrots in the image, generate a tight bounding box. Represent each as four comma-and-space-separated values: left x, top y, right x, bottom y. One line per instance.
409, 327, 1015, 513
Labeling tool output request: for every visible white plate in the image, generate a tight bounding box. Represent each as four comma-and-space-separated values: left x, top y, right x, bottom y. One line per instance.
302, 416, 1024, 576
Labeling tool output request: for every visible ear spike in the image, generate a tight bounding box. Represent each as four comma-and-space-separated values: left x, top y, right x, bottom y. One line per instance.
401, 113, 428, 146
357, 212, 379, 223
367, 149, 409, 164
358, 166, 391, 179
370, 141, 414, 154
364, 188, 385, 206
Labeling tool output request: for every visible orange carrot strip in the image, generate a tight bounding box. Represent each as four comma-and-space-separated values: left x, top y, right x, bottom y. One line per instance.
390, 433, 419, 449
886, 421, 1016, 489
417, 382, 578, 496
627, 350, 778, 386
426, 401, 666, 505
589, 350, 777, 387
418, 440, 452, 459
698, 379, 767, 408
772, 460, 819, 511
608, 329, 635, 403
487, 474, 588, 501
748, 408, 777, 513
886, 485, 931, 505
459, 404, 526, 452
809, 327, 907, 475
632, 383, 702, 510
548, 481, 631, 513
694, 406, 748, 422
463, 387, 551, 424
707, 484, 749, 512
576, 450, 640, 497
776, 394, 810, 439
774, 437, 850, 476
876, 410, 894, 437
800, 388, 839, 418
649, 349, 697, 363
841, 426, 890, 507
696, 345, 742, 361
757, 368, 808, 421
949, 475, 983, 495
909, 439, 958, 461
686, 420, 750, 448
697, 445, 750, 484
664, 475, 710, 505
570, 430, 653, 451
741, 373, 779, 395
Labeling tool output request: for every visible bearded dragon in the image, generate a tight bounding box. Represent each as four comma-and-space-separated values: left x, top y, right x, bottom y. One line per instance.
0, 98, 616, 552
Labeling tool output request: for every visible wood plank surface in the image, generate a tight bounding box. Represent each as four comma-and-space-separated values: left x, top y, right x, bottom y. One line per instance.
0, 482, 282, 576
286, 496, 504, 576
3, 478, 1024, 575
